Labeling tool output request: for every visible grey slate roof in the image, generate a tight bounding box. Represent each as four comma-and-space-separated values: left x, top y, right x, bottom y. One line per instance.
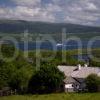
72, 67, 100, 78
58, 65, 100, 79
58, 66, 77, 77
64, 77, 77, 84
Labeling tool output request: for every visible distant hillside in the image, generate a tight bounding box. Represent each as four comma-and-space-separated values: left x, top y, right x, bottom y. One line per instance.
0, 19, 100, 34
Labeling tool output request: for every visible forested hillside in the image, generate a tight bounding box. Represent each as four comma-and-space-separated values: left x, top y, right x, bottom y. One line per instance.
0, 20, 100, 34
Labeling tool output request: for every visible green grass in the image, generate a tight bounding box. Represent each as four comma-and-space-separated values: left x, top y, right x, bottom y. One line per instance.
0, 93, 100, 100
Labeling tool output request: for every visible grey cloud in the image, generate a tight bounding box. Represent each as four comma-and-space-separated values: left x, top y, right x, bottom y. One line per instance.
0, 0, 100, 26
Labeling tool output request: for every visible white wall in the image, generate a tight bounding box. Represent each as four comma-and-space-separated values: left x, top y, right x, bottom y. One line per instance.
65, 84, 73, 89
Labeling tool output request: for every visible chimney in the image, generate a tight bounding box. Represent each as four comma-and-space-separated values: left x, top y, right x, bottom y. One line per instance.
77, 64, 81, 70
84, 64, 88, 67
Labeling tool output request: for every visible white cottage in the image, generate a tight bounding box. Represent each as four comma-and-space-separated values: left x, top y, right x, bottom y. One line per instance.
58, 65, 100, 92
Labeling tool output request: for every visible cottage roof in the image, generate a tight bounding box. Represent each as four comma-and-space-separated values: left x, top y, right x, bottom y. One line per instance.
58, 66, 77, 77
64, 77, 77, 84
58, 65, 100, 79
72, 67, 100, 78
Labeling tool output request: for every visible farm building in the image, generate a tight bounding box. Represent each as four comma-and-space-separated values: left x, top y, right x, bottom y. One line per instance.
58, 64, 100, 92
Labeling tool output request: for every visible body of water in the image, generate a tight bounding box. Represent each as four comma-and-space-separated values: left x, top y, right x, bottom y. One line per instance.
18, 40, 100, 51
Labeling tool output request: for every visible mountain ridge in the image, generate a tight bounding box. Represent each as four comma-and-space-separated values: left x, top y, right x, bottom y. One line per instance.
0, 19, 100, 34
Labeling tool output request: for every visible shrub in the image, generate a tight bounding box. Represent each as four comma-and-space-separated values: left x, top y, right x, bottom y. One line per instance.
28, 65, 65, 94
86, 74, 100, 92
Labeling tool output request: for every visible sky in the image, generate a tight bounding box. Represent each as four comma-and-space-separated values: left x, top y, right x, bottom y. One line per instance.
0, 0, 100, 26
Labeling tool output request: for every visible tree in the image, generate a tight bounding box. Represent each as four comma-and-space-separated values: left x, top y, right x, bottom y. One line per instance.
28, 65, 65, 94
86, 74, 100, 92
8, 58, 34, 94
0, 44, 16, 59
0, 47, 34, 93
0, 62, 17, 90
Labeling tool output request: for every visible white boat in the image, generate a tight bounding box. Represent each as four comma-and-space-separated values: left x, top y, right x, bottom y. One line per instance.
56, 43, 63, 46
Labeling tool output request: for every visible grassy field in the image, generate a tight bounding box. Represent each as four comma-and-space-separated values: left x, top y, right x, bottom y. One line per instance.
0, 93, 100, 100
